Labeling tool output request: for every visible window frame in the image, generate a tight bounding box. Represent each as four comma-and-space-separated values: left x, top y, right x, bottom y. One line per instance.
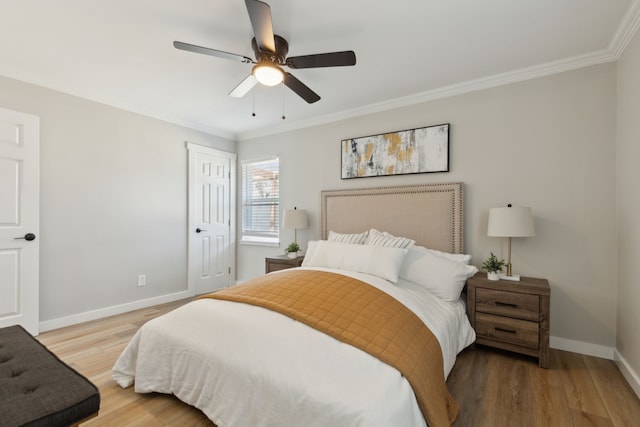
240, 157, 280, 247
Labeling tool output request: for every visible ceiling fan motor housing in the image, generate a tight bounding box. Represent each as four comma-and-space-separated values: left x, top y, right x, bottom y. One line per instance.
252, 35, 289, 65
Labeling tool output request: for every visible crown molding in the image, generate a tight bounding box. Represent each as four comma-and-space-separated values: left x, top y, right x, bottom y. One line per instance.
236, 49, 617, 141
609, 0, 640, 58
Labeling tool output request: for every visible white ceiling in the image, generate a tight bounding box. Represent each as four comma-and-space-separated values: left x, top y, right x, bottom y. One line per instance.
1, 1, 639, 141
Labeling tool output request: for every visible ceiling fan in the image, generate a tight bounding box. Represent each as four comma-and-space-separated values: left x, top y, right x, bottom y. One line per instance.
173, 0, 356, 104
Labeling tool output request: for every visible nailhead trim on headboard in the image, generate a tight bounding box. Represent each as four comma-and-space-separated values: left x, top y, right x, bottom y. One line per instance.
321, 182, 464, 254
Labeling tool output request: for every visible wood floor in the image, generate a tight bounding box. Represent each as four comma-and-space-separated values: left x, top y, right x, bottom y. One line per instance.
37, 299, 640, 427
448, 346, 640, 426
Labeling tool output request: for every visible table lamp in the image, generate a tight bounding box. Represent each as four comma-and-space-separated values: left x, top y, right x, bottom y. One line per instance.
282, 207, 308, 246
487, 204, 535, 281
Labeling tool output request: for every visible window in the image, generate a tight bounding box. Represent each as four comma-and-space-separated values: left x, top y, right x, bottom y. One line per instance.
241, 157, 280, 245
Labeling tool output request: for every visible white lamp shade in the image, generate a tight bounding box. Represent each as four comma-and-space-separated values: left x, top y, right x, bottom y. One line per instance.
282, 208, 308, 230
487, 206, 535, 237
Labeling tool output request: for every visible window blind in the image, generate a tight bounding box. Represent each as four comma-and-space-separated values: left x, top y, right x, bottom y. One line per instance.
241, 157, 279, 245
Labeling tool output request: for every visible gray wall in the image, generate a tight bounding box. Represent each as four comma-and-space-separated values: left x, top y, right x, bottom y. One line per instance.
617, 28, 640, 390
0, 75, 235, 325
237, 63, 619, 354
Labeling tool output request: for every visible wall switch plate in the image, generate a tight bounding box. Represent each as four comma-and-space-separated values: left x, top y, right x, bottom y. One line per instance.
137, 274, 146, 287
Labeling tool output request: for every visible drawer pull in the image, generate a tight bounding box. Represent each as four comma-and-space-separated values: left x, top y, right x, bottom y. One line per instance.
495, 301, 518, 308
495, 327, 517, 334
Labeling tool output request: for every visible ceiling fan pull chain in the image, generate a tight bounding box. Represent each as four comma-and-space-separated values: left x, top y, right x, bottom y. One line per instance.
252, 91, 256, 117
282, 82, 286, 120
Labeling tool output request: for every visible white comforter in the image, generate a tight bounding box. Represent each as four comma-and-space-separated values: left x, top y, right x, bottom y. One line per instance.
113, 267, 475, 427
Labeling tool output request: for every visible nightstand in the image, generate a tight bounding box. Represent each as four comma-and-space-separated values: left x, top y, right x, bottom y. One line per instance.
466, 272, 550, 368
265, 255, 304, 274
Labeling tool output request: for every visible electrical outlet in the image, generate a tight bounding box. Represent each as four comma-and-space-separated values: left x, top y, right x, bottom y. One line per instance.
137, 274, 146, 287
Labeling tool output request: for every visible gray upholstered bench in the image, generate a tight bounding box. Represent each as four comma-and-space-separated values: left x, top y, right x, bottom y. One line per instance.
0, 325, 100, 427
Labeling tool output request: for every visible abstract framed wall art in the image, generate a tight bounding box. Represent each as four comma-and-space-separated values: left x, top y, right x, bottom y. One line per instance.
341, 123, 449, 179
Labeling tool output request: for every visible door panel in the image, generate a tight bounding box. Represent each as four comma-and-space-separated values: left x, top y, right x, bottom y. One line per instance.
200, 236, 211, 278
0, 159, 20, 225
0, 250, 19, 315
0, 108, 39, 335
214, 234, 225, 277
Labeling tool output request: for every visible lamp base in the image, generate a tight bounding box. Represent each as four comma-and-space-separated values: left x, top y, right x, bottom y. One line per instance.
498, 274, 521, 281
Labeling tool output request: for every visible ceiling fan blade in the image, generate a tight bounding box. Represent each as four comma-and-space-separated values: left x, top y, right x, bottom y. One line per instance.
286, 51, 356, 69
174, 41, 253, 63
229, 74, 258, 98
245, 0, 276, 52
284, 72, 320, 104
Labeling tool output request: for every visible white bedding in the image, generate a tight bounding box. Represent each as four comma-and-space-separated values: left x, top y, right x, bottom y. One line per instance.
113, 267, 475, 427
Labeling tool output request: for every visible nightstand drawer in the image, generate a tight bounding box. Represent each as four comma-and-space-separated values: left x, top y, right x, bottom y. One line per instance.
476, 312, 539, 349
268, 263, 295, 272
265, 255, 304, 274
476, 288, 540, 321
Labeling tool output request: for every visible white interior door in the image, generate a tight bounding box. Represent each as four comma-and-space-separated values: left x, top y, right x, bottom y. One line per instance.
188, 144, 236, 295
0, 108, 39, 335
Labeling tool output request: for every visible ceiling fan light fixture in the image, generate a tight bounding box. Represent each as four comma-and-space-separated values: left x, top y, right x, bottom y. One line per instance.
253, 62, 284, 86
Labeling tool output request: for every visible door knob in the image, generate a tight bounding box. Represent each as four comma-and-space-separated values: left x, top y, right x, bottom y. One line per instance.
15, 233, 36, 241
196, 228, 207, 233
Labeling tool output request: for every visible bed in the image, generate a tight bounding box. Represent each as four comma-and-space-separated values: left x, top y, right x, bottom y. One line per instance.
113, 182, 476, 427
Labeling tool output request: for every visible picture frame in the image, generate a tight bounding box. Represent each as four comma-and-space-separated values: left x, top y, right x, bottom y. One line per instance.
341, 123, 449, 179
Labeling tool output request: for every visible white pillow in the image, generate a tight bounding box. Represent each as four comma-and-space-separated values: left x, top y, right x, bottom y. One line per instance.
365, 228, 415, 249
301, 240, 320, 266
303, 240, 407, 283
328, 230, 368, 244
400, 248, 478, 301
409, 245, 472, 264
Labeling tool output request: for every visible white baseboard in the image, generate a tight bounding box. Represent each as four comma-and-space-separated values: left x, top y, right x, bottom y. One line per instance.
550, 336, 615, 360
614, 350, 640, 399
39, 290, 193, 333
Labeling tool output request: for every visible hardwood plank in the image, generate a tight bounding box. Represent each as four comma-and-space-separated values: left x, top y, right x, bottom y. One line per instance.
584, 355, 640, 426
448, 346, 640, 427
33, 300, 640, 426
448, 348, 480, 426
493, 356, 536, 427
449, 346, 503, 426
529, 349, 575, 427
555, 350, 613, 425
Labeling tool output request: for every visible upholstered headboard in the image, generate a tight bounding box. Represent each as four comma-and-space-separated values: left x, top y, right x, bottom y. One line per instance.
321, 182, 464, 253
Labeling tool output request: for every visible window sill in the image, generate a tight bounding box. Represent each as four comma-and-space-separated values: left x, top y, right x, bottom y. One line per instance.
240, 239, 280, 248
